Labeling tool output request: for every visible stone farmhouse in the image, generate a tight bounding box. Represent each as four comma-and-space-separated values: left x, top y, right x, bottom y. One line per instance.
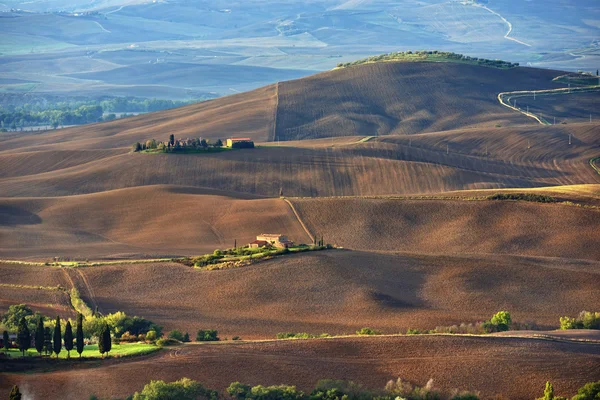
249, 234, 293, 249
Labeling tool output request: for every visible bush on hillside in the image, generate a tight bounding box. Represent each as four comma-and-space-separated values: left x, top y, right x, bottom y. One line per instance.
487, 193, 557, 203
196, 329, 219, 342
560, 311, 600, 330
167, 330, 185, 341
356, 327, 382, 336
132, 378, 218, 400
276, 332, 331, 339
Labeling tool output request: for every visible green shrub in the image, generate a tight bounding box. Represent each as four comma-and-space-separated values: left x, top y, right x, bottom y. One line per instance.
489, 311, 512, 332
132, 378, 218, 400
227, 382, 304, 400
572, 380, 600, 400
196, 329, 219, 341
232, 336, 241, 341
167, 330, 184, 341
356, 327, 382, 336
156, 338, 179, 347
560, 311, 600, 330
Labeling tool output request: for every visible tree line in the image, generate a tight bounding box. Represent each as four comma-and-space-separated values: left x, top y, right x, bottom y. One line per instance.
0, 97, 201, 131
2, 312, 111, 358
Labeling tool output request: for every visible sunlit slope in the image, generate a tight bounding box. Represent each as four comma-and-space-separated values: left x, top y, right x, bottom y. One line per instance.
0, 186, 311, 259
291, 187, 600, 261
275, 62, 564, 140
0, 124, 597, 198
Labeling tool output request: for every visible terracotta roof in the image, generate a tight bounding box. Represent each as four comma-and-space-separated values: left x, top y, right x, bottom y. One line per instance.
250, 240, 269, 246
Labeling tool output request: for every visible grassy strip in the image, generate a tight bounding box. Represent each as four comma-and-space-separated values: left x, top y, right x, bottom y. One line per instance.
68, 288, 94, 318
336, 51, 518, 69
4, 343, 159, 359
487, 193, 557, 203
0, 283, 65, 291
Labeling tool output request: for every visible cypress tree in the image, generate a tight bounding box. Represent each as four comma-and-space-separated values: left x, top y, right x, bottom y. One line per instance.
98, 324, 107, 356
64, 320, 73, 358
2, 330, 9, 351
35, 316, 44, 355
53, 316, 61, 357
76, 313, 84, 358
9, 385, 22, 400
104, 325, 112, 356
16, 317, 30, 356
169, 134, 175, 146
43, 327, 52, 356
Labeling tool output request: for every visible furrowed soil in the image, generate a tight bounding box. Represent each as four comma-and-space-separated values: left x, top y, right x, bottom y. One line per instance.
1, 336, 598, 400
290, 190, 600, 260
0, 185, 311, 259
0, 124, 598, 198
2, 250, 598, 338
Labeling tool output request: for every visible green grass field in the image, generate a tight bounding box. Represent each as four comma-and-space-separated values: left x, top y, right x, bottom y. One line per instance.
4, 343, 159, 359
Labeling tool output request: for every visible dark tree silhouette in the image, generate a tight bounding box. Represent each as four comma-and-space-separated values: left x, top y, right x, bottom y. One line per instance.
35, 316, 44, 355
16, 317, 30, 356
169, 134, 175, 146
76, 313, 84, 358
9, 385, 22, 400
64, 320, 73, 358
2, 330, 9, 351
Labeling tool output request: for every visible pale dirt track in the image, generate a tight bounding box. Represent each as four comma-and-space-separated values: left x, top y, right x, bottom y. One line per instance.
1, 335, 598, 400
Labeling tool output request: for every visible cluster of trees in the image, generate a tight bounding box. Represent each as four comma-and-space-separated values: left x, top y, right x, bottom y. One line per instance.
133, 135, 224, 153
560, 311, 600, 330
538, 381, 600, 400
0, 97, 200, 131
2, 313, 91, 358
336, 50, 519, 69
1, 304, 162, 358
408, 311, 514, 335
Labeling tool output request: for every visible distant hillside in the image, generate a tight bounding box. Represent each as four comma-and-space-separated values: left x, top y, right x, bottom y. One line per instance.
0, 62, 569, 152
275, 62, 564, 140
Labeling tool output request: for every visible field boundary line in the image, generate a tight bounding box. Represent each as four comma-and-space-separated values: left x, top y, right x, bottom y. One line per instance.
498, 86, 600, 125
282, 198, 314, 244
271, 82, 279, 142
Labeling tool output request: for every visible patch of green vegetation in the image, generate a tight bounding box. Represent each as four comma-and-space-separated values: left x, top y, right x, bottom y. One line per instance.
183, 244, 333, 270
141, 147, 233, 154
276, 332, 331, 339
68, 288, 93, 318
487, 193, 557, 203
560, 311, 600, 330
336, 50, 519, 69
4, 343, 159, 359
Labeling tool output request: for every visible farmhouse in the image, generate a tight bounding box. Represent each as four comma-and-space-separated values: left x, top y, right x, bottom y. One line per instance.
226, 138, 255, 148
249, 234, 293, 249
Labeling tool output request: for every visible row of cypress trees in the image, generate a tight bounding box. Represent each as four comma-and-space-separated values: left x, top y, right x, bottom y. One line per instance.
6, 313, 111, 358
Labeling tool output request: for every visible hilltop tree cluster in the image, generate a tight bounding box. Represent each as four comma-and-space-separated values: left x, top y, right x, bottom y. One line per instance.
337, 50, 519, 69
132, 136, 224, 153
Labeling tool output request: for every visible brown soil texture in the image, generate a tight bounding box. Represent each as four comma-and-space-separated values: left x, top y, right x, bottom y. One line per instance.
0, 186, 311, 259
1, 336, 598, 400
1, 124, 598, 198
0, 251, 592, 338
513, 91, 600, 125
291, 194, 600, 260
275, 63, 565, 140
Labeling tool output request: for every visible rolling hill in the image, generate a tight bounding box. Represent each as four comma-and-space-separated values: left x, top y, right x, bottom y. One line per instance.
2, 248, 599, 338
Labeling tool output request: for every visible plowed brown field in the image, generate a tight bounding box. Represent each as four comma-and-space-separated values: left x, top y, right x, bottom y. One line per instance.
0, 185, 311, 259
1, 336, 598, 400
291, 190, 600, 260
1, 250, 596, 337
1, 124, 598, 198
